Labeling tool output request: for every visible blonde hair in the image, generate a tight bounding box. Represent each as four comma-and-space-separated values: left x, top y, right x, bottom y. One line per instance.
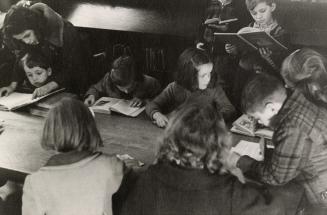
41, 98, 102, 152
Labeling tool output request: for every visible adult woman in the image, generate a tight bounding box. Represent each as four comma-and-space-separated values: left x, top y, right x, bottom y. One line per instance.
0, 3, 89, 96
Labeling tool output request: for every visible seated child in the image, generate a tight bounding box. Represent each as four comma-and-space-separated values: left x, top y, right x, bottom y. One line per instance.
84, 56, 161, 107
120, 96, 289, 215
221, 74, 327, 213
22, 98, 123, 215
226, 0, 289, 71
20, 51, 59, 98
281, 48, 327, 107
146, 47, 235, 128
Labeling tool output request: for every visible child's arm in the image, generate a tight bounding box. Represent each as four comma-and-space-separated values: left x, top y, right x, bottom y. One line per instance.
0, 82, 18, 97
212, 85, 236, 122
32, 81, 59, 99
84, 94, 96, 106
258, 48, 277, 70
152, 112, 168, 128
22, 176, 43, 215
85, 73, 111, 102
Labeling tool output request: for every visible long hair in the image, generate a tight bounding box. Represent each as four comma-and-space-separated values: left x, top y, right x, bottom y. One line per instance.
157, 95, 231, 173
281, 48, 327, 106
2, 5, 46, 50
175, 48, 212, 91
41, 98, 102, 153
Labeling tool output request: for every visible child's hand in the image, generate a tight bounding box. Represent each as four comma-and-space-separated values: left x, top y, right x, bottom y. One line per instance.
152, 112, 168, 128
130, 97, 143, 107
32, 85, 52, 99
259, 47, 272, 60
0, 86, 14, 97
218, 147, 245, 183
225, 44, 238, 55
196, 42, 205, 50
84, 95, 95, 106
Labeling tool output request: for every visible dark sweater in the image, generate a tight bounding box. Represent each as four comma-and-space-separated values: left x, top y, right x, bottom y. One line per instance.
119, 161, 287, 215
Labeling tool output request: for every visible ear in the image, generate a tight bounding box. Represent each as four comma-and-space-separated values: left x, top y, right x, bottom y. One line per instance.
302, 56, 326, 78
47, 68, 52, 76
265, 102, 279, 114
271, 3, 276, 12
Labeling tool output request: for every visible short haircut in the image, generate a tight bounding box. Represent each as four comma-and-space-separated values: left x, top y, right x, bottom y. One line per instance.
23, 51, 50, 70
41, 98, 102, 153
245, 0, 275, 10
157, 95, 231, 173
175, 47, 212, 91
241, 74, 284, 113
110, 56, 143, 87
2, 5, 45, 42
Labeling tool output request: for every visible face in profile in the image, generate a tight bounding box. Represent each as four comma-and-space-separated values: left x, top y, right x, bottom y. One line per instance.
250, 2, 276, 26
13, 29, 39, 45
197, 62, 213, 90
24, 66, 51, 87
248, 101, 281, 127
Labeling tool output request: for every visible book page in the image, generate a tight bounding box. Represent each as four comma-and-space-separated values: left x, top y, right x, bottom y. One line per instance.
111, 100, 144, 116
231, 140, 264, 161
0, 93, 33, 110
231, 114, 256, 135
91, 97, 120, 114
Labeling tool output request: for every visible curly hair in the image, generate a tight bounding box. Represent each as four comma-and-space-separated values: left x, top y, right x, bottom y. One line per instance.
175, 48, 212, 91
2, 5, 46, 49
281, 48, 327, 106
157, 95, 231, 173
245, 0, 275, 11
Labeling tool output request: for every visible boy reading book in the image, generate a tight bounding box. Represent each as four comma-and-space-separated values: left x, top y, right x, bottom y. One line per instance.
0, 50, 59, 99
84, 56, 161, 108
225, 0, 289, 71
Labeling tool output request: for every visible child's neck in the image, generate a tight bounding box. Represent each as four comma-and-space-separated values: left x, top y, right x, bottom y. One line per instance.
254, 18, 277, 32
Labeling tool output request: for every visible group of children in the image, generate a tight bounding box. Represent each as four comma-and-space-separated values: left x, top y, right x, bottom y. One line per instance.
0, 0, 326, 214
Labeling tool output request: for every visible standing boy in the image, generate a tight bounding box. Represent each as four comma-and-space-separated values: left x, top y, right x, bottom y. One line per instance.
223, 74, 327, 213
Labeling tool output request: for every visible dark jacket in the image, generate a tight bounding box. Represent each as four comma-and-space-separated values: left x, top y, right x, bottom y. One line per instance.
119, 161, 287, 215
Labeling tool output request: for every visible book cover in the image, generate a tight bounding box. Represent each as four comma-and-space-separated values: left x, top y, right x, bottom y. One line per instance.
204, 17, 238, 25
91, 97, 145, 117
0, 88, 64, 111
231, 114, 273, 139
214, 27, 287, 52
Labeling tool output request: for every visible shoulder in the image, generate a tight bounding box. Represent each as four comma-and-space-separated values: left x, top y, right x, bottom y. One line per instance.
142, 75, 160, 85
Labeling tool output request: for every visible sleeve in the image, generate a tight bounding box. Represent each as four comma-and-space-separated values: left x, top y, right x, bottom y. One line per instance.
85, 73, 111, 100
134, 75, 161, 100
145, 83, 178, 120
241, 124, 308, 186
22, 176, 42, 215
213, 85, 236, 122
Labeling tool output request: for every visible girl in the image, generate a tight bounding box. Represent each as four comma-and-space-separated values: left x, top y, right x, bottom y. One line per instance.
120, 96, 288, 215
84, 55, 161, 108
22, 98, 123, 215
0, 3, 89, 96
146, 47, 235, 128
281, 48, 327, 107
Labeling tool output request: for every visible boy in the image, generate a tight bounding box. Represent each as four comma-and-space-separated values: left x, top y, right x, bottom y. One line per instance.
84, 56, 160, 108
20, 51, 59, 98
222, 74, 327, 213
226, 0, 289, 71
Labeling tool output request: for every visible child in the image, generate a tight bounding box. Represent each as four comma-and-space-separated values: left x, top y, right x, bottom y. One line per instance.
120, 96, 289, 215
84, 56, 161, 108
19, 51, 59, 98
146, 48, 235, 128
226, 0, 289, 71
22, 98, 123, 215
281, 48, 327, 107
221, 74, 327, 213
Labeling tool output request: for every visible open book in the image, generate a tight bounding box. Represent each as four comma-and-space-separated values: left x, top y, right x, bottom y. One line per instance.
204, 17, 238, 25
230, 114, 273, 139
0, 88, 64, 111
214, 26, 288, 52
231, 140, 264, 161
91, 97, 145, 117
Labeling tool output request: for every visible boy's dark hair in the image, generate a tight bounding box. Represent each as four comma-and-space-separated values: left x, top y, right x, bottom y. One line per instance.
175, 48, 211, 91
41, 98, 102, 153
157, 95, 230, 173
2, 5, 45, 47
241, 74, 283, 113
23, 50, 50, 70
110, 56, 143, 87
245, 0, 275, 11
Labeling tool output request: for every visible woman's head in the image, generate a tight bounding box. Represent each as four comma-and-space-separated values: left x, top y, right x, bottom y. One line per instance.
110, 56, 143, 94
2, 5, 45, 46
41, 98, 102, 153
281, 48, 327, 104
157, 95, 231, 173
175, 48, 213, 91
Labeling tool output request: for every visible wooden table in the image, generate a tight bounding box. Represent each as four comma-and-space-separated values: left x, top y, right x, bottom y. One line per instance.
0, 110, 162, 181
